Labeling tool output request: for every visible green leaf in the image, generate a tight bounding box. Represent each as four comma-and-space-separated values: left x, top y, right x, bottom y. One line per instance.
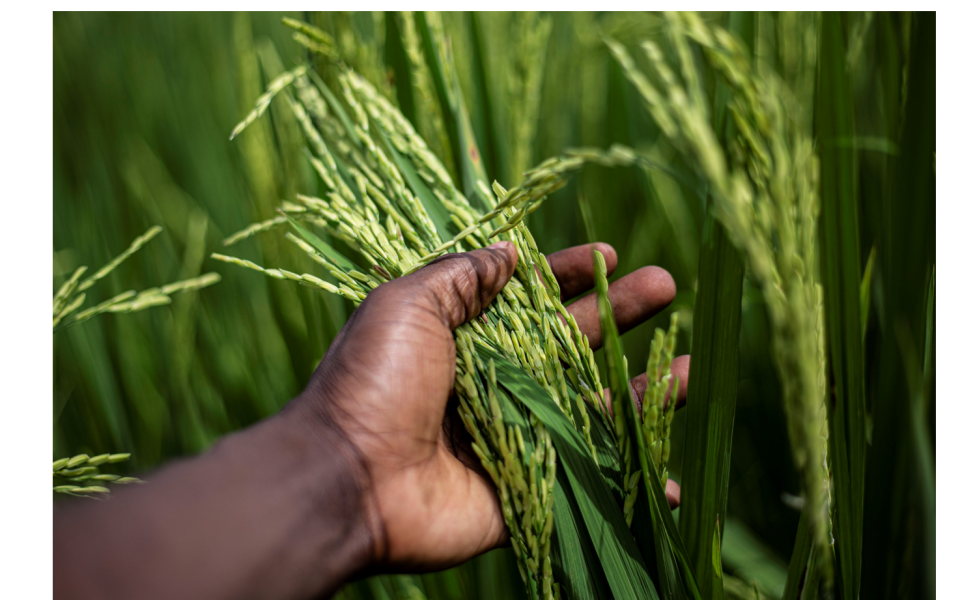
674, 12, 749, 599
466, 12, 503, 185
719, 518, 787, 598
639, 438, 702, 600
475, 345, 659, 600
916, 268, 936, 591
817, 12, 865, 598
368, 576, 393, 600
798, 557, 821, 600
924, 267, 937, 452
584, 198, 700, 600
308, 70, 361, 149
861, 14, 935, 598
678, 214, 744, 600
552, 466, 611, 600
712, 519, 723, 592
378, 125, 457, 243
781, 507, 813, 600
384, 13, 417, 126
415, 12, 491, 210
582, 191, 700, 599
860, 246, 876, 341
593, 241, 678, 598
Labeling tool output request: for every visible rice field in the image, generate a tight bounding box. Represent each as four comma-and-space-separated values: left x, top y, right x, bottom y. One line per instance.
53, 11, 935, 599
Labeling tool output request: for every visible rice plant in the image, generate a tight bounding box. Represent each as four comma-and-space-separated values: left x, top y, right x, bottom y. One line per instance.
53, 10, 935, 600
607, 12, 832, 588
53, 226, 220, 494
212, 10, 941, 599
220, 61, 611, 600
52, 452, 140, 496
212, 14, 725, 595
53, 225, 221, 332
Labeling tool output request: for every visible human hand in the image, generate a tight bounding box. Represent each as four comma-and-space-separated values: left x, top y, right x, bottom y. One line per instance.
287, 240, 690, 575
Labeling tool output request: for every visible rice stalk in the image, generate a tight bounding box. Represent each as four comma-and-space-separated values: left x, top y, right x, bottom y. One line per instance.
76, 225, 162, 293
222, 49, 637, 598
53, 453, 140, 496
52, 222, 221, 496
607, 11, 830, 585
52, 265, 88, 318
316, 12, 392, 101
222, 212, 297, 247
640, 312, 680, 489
230, 65, 309, 141
53, 226, 221, 331
506, 12, 552, 185
54, 272, 221, 333
211, 252, 367, 302
397, 11, 455, 179
222, 59, 708, 600
282, 17, 339, 60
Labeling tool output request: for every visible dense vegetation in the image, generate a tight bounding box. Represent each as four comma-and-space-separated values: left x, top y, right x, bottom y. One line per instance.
53, 12, 934, 599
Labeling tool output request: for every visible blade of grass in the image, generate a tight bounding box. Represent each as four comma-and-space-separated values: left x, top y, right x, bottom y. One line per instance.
378, 126, 457, 242
476, 346, 659, 600
890, 270, 936, 600
861, 11, 936, 600
583, 196, 700, 600
816, 11, 865, 600
308, 70, 362, 149
678, 214, 744, 600
641, 440, 703, 600
679, 12, 749, 599
474, 548, 527, 600
415, 11, 491, 210
719, 518, 787, 598
552, 466, 611, 600
595, 245, 678, 598
917, 268, 936, 594
467, 12, 503, 185
926, 266, 937, 450
798, 557, 821, 600
595, 248, 703, 600
860, 246, 876, 341
781, 507, 813, 600
384, 12, 415, 124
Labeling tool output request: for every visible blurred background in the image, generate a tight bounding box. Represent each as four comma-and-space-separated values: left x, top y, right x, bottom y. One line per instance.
53, 12, 931, 599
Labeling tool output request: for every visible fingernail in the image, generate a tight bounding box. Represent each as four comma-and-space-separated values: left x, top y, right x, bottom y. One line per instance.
489, 241, 512, 250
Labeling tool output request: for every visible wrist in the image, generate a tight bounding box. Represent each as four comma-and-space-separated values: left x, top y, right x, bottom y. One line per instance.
278, 395, 386, 570
54, 395, 380, 600
251, 406, 380, 597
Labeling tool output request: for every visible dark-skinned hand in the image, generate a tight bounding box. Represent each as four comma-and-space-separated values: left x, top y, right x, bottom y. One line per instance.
54, 240, 690, 600
286, 240, 689, 573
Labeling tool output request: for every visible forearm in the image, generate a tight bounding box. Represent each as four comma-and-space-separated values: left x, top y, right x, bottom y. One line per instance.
53, 410, 374, 600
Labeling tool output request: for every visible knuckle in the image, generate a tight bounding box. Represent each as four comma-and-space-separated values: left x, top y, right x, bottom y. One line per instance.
362, 278, 396, 306
389, 247, 508, 329
445, 256, 483, 320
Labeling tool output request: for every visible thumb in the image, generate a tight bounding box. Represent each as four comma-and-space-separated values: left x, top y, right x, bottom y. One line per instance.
397, 241, 518, 330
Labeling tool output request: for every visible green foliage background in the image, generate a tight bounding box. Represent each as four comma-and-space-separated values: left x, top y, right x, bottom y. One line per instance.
53, 12, 934, 599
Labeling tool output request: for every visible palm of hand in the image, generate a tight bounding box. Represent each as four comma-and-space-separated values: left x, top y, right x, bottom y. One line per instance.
299, 242, 687, 572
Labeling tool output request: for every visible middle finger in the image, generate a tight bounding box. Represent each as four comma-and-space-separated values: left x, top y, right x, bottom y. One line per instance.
546, 243, 618, 301
566, 265, 676, 349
